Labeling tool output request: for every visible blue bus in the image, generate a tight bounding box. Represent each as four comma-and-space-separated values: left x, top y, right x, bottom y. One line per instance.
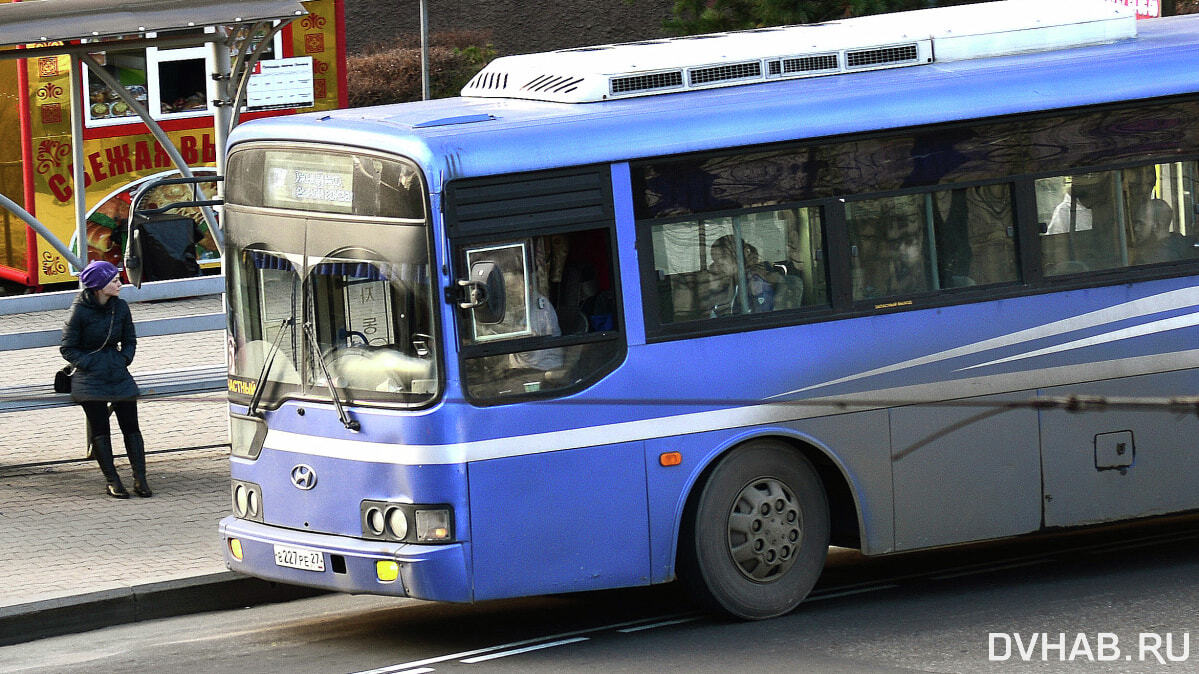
219, 0, 1199, 619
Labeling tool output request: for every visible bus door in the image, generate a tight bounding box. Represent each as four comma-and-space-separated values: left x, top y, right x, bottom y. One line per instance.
444, 168, 639, 600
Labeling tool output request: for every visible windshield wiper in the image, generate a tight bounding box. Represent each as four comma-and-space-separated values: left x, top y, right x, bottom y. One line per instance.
247, 318, 293, 418
304, 321, 361, 431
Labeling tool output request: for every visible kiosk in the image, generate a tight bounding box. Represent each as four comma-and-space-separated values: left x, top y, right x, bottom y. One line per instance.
0, 0, 347, 288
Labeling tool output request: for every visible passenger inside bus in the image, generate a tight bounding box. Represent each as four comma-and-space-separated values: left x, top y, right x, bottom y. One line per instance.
1038, 164, 1196, 275
707, 235, 801, 315
650, 208, 820, 323
1040, 172, 1117, 275
1133, 198, 1196, 264
508, 289, 564, 371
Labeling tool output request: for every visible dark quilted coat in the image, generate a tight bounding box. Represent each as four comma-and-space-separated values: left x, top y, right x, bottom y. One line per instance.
60, 290, 138, 402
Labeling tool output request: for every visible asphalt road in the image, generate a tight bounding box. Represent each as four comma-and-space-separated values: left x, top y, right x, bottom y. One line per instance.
5, 515, 1199, 674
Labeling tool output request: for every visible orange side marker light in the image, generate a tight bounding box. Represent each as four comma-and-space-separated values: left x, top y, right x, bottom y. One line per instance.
659, 451, 683, 467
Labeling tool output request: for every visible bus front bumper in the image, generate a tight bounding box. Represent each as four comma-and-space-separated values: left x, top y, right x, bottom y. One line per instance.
219, 516, 472, 603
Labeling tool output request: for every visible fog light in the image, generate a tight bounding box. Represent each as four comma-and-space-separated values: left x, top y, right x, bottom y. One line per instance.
415, 509, 452, 541
229, 538, 243, 561
234, 484, 248, 517
376, 560, 399, 582
386, 507, 408, 539
248, 488, 260, 517
366, 507, 385, 536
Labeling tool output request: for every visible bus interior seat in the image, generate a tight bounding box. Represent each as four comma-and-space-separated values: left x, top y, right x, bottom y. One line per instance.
669, 271, 706, 321
773, 268, 804, 309
555, 264, 591, 335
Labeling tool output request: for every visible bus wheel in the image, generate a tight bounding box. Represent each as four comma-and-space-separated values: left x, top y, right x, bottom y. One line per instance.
680, 440, 830, 620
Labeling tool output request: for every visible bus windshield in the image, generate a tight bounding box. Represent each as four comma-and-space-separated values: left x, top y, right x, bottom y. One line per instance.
227, 241, 439, 408
224, 146, 437, 408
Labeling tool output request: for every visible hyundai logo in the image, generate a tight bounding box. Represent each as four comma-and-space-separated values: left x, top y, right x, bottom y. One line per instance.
290, 464, 317, 490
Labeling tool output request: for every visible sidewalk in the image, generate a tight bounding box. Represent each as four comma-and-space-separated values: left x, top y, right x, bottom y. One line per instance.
0, 295, 319, 646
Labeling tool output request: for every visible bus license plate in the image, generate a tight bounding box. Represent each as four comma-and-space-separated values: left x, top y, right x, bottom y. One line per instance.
273, 544, 325, 572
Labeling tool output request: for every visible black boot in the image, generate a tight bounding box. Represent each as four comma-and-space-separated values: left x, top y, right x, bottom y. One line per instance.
125, 432, 152, 498
92, 435, 129, 498
85, 405, 113, 459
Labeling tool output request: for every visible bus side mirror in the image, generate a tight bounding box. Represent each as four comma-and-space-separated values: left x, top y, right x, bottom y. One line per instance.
458, 260, 506, 324
124, 227, 144, 289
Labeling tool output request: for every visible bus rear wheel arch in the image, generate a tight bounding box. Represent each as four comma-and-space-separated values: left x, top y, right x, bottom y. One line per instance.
679, 439, 831, 620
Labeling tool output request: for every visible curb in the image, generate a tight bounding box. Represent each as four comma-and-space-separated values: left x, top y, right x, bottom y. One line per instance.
0, 571, 326, 646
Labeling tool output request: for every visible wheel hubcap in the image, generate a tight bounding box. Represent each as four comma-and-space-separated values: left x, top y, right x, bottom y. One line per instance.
727, 477, 802, 582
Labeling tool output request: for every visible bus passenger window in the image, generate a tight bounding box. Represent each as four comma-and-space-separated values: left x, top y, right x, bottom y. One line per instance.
929, 185, 1018, 288
1038, 171, 1124, 275
649, 206, 825, 324
848, 185, 1018, 301
459, 228, 623, 403
1125, 162, 1198, 266
847, 195, 931, 300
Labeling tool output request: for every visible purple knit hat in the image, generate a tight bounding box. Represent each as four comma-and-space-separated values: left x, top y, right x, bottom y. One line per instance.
80, 261, 120, 290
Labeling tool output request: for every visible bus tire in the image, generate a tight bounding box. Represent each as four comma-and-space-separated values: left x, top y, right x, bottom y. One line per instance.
680, 440, 830, 620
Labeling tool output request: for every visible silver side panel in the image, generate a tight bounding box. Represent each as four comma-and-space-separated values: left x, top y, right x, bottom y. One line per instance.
1041, 368, 1199, 528
891, 394, 1041, 551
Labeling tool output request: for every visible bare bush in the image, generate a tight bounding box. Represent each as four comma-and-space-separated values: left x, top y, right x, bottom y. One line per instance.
348, 31, 496, 107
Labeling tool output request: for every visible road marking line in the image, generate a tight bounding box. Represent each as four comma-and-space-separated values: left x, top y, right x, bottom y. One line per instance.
459, 637, 590, 663
618, 617, 699, 633
392, 669, 435, 674
353, 613, 690, 674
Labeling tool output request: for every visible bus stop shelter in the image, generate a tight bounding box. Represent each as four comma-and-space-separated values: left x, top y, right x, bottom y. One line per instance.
0, 0, 310, 275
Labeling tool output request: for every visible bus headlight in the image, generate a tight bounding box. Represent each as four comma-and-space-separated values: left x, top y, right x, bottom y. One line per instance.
360, 500, 452, 543
365, 506, 386, 536
234, 484, 248, 516
232, 480, 264, 522
386, 507, 408, 539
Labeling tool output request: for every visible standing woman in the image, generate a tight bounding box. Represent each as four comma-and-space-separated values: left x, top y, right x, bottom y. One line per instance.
60, 261, 151, 498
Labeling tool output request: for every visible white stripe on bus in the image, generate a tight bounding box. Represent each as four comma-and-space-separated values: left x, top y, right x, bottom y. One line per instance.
257, 348, 1198, 466
770, 286, 1199, 398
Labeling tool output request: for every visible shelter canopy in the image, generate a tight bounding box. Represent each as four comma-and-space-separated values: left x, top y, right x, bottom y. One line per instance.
0, 0, 306, 50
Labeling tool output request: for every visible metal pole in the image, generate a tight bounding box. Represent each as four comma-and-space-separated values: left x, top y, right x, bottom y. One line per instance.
211, 30, 233, 218
68, 55, 87, 278
420, 0, 430, 100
